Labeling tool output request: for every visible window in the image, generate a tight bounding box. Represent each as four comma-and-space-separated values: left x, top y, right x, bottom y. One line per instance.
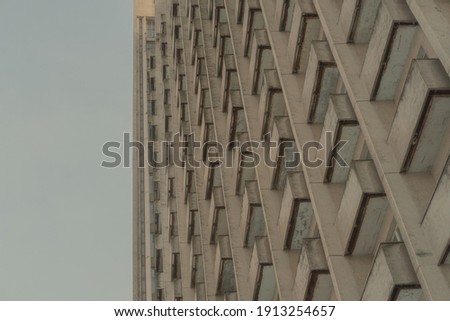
165, 115, 172, 132
161, 42, 167, 56
205, 163, 219, 200
171, 253, 181, 280
164, 89, 170, 104
184, 170, 194, 204
163, 65, 169, 79
156, 289, 164, 301
147, 18, 155, 38
161, 22, 166, 35
148, 77, 155, 91
174, 25, 181, 39
279, 0, 294, 31
169, 211, 176, 236
149, 56, 156, 69
168, 177, 175, 198
148, 100, 156, 116
146, 41, 154, 51
176, 48, 184, 65
180, 103, 187, 121
345, 193, 386, 255
154, 181, 160, 201
149, 125, 157, 141
154, 212, 161, 235
440, 243, 450, 265
178, 74, 185, 91
187, 210, 197, 243
172, 3, 179, 17
305, 270, 330, 301
150, 150, 158, 168
389, 285, 422, 301
284, 199, 313, 250
156, 249, 163, 272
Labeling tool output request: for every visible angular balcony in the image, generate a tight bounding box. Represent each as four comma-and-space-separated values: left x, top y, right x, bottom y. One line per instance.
319, 94, 360, 183
339, 0, 381, 43
257, 70, 287, 139
196, 75, 211, 125
279, 172, 314, 250
287, 0, 321, 73
241, 181, 266, 248
183, 162, 195, 204
275, 0, 295, 31
188, 0, 199, 33
423, 156, 450, 265
171, 252, 181, 280
216, 24, 233, 76
204, 162, 222, 200
169, 210, 178, 237
190, 252, 205, 288
226, 91, 247, 146
268, 117, 296, 190
249, 237, 277, 301
295, 238, 333, 300
220, 55, 240, 112
186, 194, 200, 243
193, 46, 205, 92
189, 18, 202, 65
212, 0, 226, 48
360, 0, 418, 100
388, 59, 450, 173
242, 0, 265, 57
249, 30, 275, 95
214, 236, 237, 295
195, 283, 206, 300
177, 90, 188, 122
209, 187, 228, 244
303, 41, 339, 124
233, 146, 257, 196
173, 279, 183, 300
200, 108, 215, 149
362, 243, 422, 300
337, 160, 389, 256
171, 236, 180, 256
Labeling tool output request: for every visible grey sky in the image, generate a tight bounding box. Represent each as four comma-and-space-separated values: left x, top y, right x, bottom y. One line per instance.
0, 1, 133, 300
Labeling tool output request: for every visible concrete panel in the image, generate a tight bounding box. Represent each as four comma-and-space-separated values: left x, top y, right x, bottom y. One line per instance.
220, 55, 239, 112
360, 0, 417, 100
340, 0, 381, 43
249, 30, 275, 94
279, 172, 313, 250
303, 41, 339, 124
362, 243, 421, 300
209, 187, 228, 243
226, 91, 244, 144
294, 238, 332, 300
242, 0, 264, 56
337, 161, 387, 255
319, 94, 360, 183
423, 156, 450, 264
388, 59, 450, 172
288, 0, 320, 73
257, 70, 287, 139
240, 181, 266, 247
216, 23, 232, 76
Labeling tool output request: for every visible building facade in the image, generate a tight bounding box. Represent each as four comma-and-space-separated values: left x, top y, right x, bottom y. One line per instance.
133, 0, 450, 301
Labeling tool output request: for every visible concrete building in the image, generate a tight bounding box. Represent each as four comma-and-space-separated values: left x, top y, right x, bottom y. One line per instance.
133, 0, 450, 301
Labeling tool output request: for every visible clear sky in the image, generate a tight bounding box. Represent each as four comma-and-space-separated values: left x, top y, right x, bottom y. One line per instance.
0, 0, 133, 300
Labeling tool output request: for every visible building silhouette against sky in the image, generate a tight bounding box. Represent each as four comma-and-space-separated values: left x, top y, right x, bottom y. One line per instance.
133, 0, 450, 301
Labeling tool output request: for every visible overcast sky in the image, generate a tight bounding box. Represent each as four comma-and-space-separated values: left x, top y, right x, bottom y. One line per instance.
0, 0, 133, 300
